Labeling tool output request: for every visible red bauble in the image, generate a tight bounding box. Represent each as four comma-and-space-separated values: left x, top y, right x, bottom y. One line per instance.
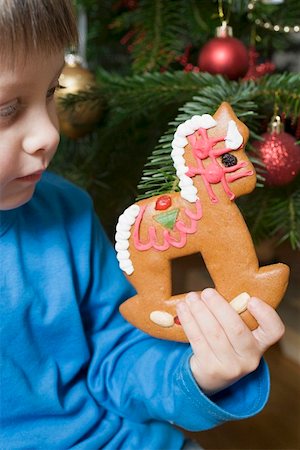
198, 28, 249, 80
296, 117, 300, 140
253, 131, 300, 186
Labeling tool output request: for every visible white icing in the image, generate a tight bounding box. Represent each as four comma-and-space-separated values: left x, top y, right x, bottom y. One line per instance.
175, 124, 187, 137
171, 146, 184, 156
184, 118, 195, 129
119, 261, 134, 275
181, 187, 198, 202
123, 205, 140, 224
200, 114, 217, 128
190, 114, 217, 130
119, 259, 133, 269
225, 120, 243, 150
150, 310, 174, 327
115, 230, 131, 240
129, 204, 140, 214
172, 136, 188, 148
115, 204, 140, 275
190, 115, 203, 129
172, 155, 186, 166
179, 176, 193, 188
116, 250, 130, 261
116, 222, 128, 233
118, 215, 130, 226
175, 122, 195, 137
175, 166, 188, 177
115, 240, 129, 251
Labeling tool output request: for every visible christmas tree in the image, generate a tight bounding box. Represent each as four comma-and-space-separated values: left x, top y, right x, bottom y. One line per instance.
54, 0, 300, 250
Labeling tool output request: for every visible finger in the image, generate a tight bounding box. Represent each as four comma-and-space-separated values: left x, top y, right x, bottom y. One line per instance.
200, 288, 254, 355
184, 291, 233, 359
247, 297, 285, 352
176, 295, 208, 357
176, 298, 227, 394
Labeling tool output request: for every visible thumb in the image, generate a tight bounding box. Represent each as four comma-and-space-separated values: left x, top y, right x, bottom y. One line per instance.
247, 297, 285, 353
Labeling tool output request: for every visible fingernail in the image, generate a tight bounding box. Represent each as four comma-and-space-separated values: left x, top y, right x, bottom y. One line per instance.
201, 288, 215, 301
186, 292, 199, 303
248, 297, 260, 309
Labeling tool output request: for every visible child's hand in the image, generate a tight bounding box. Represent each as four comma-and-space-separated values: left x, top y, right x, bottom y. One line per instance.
176, 289, 285, 395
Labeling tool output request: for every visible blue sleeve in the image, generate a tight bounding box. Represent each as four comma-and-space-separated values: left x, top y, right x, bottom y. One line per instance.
80, 207, 270, 431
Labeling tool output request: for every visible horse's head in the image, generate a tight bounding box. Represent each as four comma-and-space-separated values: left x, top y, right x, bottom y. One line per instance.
171, 102, 256, 203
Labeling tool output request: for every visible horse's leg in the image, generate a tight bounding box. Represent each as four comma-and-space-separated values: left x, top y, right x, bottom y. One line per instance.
200, 208, 289, 327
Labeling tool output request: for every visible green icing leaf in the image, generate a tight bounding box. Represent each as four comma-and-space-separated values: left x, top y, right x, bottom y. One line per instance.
154, 208, 179, 230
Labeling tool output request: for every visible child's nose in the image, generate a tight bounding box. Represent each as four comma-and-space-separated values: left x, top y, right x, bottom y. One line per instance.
22, 113, 60, 155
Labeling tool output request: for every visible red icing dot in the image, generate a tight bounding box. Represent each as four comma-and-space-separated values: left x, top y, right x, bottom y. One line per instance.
174, 316, 181, 325
155, 195, 172, 210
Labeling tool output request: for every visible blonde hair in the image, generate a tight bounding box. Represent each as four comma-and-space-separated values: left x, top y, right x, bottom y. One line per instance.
0, 0, 78, 65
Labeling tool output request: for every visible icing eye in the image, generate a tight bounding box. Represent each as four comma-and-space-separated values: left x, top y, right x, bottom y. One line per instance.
221, 153, 238, 167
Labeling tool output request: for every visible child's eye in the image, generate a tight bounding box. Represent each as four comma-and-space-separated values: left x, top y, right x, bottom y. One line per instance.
47, 84, 65, 99
0, 100, 18, 118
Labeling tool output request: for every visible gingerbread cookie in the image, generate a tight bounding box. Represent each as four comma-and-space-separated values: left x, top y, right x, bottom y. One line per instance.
115, 102, 290, 342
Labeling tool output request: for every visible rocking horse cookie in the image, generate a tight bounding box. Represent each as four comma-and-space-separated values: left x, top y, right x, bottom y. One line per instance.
115, 102, 290, 342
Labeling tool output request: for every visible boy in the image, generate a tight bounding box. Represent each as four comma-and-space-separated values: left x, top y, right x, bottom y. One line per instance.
0, 1, 285, 449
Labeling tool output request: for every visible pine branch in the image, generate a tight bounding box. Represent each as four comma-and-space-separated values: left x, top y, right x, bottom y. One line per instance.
59, 71, 226, 132
240, 188, 271, 242
238, 178, 300, 250
98, 71, 222, 128
257, 73, 300, 119
264, 184, 300, 250
60, 72, 300, 138
110, 0, 186, 73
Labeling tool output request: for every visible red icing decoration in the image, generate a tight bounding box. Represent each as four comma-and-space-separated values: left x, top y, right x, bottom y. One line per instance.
155, 195, 172, 210
174, 316, 181, 325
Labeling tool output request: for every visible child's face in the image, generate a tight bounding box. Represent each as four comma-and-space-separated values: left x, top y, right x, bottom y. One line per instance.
0, 50, 65, 210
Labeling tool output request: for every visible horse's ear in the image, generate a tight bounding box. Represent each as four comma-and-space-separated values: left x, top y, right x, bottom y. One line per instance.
215, 102, 237, 118
213, 102, 249, 146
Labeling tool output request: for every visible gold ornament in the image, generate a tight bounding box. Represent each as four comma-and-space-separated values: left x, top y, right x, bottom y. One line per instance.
55, 54, 102, 139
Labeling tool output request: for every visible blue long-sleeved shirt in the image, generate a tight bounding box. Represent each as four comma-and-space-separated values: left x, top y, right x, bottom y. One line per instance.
0, 172, 270, 449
